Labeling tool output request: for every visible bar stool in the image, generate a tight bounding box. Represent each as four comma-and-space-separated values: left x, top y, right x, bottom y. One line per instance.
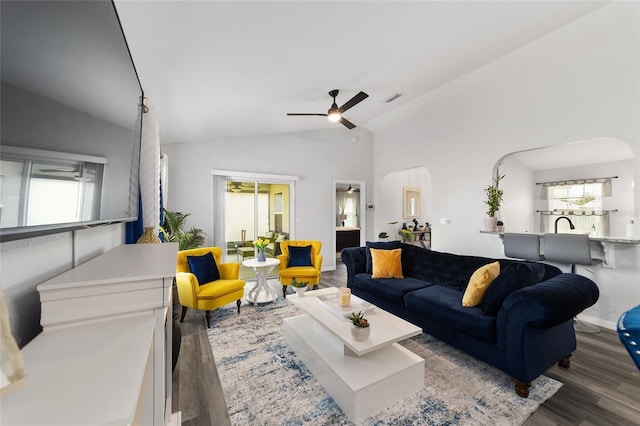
543, 233, 600, 333
503, 233, 545, 261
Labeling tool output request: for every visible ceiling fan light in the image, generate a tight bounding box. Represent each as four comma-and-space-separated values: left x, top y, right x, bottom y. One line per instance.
327, 111, 341, 122
347, 185, 354, 193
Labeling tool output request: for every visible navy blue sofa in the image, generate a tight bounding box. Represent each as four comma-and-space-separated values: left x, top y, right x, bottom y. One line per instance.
341, 242, 600, 397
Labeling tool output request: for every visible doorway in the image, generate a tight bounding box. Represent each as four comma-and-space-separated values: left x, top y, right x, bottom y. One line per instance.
334, 180, 366, 262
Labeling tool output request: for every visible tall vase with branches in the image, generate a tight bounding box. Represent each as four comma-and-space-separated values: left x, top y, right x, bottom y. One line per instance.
160, 209, 205, 250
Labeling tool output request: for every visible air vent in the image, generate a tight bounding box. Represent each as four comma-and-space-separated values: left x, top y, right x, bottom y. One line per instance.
383, 93, 402, 103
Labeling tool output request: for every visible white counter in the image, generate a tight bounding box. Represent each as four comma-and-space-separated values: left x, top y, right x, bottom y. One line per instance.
479, 230, 640, 245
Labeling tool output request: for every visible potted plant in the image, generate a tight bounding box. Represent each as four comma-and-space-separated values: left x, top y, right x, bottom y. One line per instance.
347, 311, 370, 341
399, 229, 415, 243
290, 277, 309, 297
378, 232, 389, 241
484, 174, 505, 231
160, 209, 205, 250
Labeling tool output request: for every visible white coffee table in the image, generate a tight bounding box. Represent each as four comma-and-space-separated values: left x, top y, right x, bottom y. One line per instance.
242, 257, 280, 306
284, 287, 424, 423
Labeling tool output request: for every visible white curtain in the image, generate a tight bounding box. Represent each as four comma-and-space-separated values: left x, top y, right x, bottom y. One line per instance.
353, 193, 360, 225
160, 153, 169, 209
128, 110, 142, 220
540, 178, 613, 199
212, 174, 227, 250
337, 191, 349, 225
139, 108, 160, 230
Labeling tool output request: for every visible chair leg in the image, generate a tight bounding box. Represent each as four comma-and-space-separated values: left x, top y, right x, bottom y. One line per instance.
237, 299, 241, 314
205, 311, 211, 328
180, 306, 187, 322
558, 354, 572, 368
282, 285, 287, 298
514, 379, 531, 398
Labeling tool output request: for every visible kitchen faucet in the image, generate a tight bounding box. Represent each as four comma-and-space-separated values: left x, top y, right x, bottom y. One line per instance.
554, 216, 575, 233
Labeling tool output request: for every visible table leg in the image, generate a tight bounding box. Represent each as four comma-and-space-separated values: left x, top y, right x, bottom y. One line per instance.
247, 265, 278, 306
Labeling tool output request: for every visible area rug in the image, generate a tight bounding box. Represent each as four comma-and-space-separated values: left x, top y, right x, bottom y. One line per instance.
206, 288, 561, 425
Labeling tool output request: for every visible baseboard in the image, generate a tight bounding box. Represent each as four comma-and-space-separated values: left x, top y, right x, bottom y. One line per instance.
576, 313, 616, 331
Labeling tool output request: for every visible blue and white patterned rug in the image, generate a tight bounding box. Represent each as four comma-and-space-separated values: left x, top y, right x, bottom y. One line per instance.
206, 288, 561, 425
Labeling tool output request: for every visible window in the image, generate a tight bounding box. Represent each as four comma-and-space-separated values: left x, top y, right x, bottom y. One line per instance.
539, 178, 612, 235
1, 152, 104, 228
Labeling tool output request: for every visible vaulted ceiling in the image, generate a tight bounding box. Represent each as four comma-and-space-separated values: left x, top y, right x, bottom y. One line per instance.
114, 1, 606, 143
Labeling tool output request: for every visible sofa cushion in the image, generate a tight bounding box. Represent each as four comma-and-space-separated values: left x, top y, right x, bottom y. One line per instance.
462, 261, 500, 307
353, 274, 431, 305
401, 246, 507, 291
371, 248, 403, 279
405, 286, 497, 342
288, 245, 313, 267
480, 262, 546, 316
187, 252, 220, 285
365, 241, 402, 274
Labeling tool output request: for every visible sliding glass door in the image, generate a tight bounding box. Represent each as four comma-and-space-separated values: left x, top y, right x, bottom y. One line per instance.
212, 171, 295, 280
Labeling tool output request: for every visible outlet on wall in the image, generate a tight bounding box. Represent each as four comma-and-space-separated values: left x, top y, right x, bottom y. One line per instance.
439, 218, 452, 225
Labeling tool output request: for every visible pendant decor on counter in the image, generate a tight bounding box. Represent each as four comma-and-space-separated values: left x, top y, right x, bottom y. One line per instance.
137, 226, 161, 244
257, 249, 266, 262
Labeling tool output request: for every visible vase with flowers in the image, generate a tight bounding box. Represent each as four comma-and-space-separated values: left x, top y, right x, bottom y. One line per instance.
253, 238, 270, 262
347, 311, 371, 341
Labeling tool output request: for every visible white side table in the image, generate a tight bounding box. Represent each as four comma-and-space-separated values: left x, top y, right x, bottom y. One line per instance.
242, 257, 280, 306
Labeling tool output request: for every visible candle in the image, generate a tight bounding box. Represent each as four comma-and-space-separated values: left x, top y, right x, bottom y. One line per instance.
340, 288, 351, 307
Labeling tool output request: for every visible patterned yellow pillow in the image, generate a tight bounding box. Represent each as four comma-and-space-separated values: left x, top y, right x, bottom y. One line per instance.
462, 261, 500, 307
370, 248, 404, 279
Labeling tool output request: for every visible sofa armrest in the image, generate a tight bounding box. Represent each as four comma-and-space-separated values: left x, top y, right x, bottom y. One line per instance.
341, 247, 367, 288
497, 273, 599, 347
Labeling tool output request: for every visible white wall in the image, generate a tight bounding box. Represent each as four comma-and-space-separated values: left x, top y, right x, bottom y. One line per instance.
371, 3, 640, 328
161, 127, 374, 270
497, 156, 535, 233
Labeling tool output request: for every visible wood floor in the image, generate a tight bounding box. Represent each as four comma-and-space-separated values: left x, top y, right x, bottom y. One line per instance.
172, 261, 640, 426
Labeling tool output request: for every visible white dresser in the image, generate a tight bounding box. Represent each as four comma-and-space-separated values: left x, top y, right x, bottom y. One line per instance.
1, 242, 179, 425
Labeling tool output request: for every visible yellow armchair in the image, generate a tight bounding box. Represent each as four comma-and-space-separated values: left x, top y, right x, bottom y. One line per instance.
176, 247, 245, 328
278, 240, 322, 298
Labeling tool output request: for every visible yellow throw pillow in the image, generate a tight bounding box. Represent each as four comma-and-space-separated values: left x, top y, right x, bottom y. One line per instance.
462, 261, 500, 307
371, 248, 404, 279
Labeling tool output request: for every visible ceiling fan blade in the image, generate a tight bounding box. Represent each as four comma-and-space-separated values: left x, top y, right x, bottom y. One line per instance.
287, 113, 328, 116
339, 91, 368, 113
339, 117, 356, 129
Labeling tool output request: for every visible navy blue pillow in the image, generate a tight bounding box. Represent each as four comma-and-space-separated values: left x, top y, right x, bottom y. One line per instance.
288, 245, 313, 267
365, 241, 402, 274
481, 262, 545, 316
187, 252, 220, 285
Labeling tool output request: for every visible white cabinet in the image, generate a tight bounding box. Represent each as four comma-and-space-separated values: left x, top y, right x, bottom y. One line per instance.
0, 243, 179, 425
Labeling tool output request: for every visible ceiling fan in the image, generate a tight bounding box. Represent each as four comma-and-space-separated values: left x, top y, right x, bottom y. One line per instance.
287, 89, 368, 129
228, 182, 257, 193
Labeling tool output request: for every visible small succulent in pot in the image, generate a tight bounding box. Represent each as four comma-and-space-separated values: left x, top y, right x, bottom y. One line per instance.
290, 277, 309, 288
347, 311, 370, 328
